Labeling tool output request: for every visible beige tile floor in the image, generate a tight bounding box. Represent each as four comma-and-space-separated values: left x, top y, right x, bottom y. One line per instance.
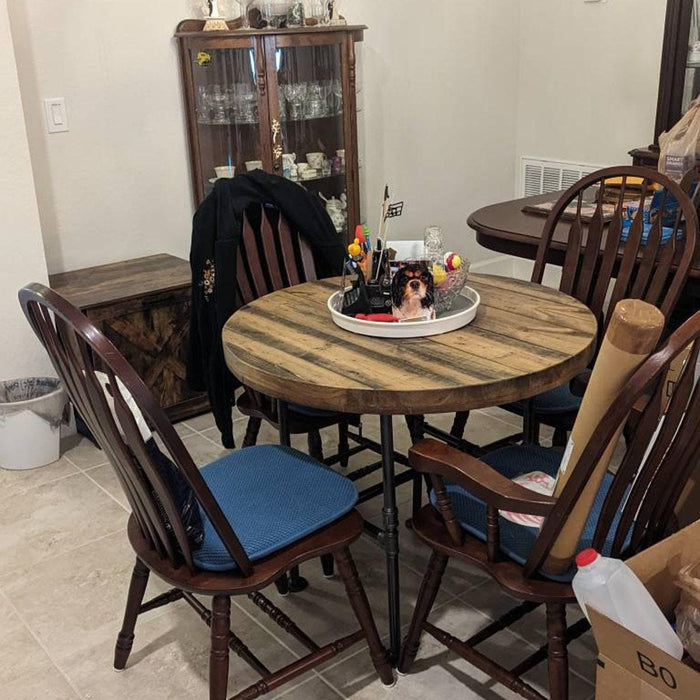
0, 408, 596, 699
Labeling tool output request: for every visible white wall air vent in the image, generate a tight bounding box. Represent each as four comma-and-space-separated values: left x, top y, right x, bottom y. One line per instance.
520, 157, 603, 198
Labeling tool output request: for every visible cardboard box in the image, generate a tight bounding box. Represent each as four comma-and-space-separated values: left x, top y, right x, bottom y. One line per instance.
592, 522, 700, 699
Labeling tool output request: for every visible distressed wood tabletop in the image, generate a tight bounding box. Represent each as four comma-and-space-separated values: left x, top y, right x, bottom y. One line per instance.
222, 274, 598, 415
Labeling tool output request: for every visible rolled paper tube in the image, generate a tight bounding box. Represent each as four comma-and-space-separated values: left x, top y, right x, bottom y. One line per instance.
543, 299, 665, 575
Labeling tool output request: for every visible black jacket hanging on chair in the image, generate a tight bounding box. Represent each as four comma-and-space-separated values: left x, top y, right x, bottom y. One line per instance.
186, 170, 345, 448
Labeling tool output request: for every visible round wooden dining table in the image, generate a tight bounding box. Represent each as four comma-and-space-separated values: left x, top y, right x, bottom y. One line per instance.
222, 273, 598, 662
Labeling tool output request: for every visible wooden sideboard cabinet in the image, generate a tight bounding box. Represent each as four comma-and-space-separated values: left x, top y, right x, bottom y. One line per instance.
175, 20, 365, 240
49, 254, 208, 422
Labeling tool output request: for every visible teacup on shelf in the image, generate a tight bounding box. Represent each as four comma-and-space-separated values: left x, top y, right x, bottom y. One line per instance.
306, 152, 327, 169
214, 166, 236, 179
245, 160, 263, 172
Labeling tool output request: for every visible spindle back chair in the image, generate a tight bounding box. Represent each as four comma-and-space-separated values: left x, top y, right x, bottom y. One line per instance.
439, 165, 699, 450
399, 307, 700, 699
19, 282, 394, 700
234, 204, 353, 463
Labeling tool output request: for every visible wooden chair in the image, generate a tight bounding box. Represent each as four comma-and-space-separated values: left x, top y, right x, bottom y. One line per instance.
234, 203, 421, 583
234, 203, 355, 466
398, 307, 700, 699
19, 282, 394, 700
425, 165, 699, 450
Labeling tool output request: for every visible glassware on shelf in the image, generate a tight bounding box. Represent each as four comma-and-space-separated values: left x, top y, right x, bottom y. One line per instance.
197, 86, 212, 124
196, 83, 260, 125
304, 82, 327, 118
277, 86, 287, 121
261, 1, 293, 28
306, 0, 329, 25
232, 83, 258, 123
282, 81, 306, 120
209, 85, 229, 124
330, 77, 343, 114
234, 0, 256, 29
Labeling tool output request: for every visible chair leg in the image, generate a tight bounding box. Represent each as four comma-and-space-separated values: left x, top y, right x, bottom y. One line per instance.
522, 400, 540, 445
552, 427, 568, 448
405, 415, 425, 445
450, 411, 470, 440
274, 574, 289, 596
335, 547, 394, 686
321, 553, 335, 578
338, 420, 350, 468
546, 603, 569, 700
411, 471, 423, 521
210, 595, 231, 700
397, 550, 449, 674
242, 417, 262, 448
114, 558, 150, 670
308, 429, 324, 461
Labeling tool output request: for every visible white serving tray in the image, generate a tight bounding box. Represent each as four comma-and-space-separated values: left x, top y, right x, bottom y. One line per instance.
327, 286, 481, 339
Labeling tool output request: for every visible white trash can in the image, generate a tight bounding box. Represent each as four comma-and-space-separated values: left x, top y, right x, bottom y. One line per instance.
0, 377, 68, 470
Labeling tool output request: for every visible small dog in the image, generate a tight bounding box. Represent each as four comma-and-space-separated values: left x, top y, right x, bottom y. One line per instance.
391, 262, 436, 320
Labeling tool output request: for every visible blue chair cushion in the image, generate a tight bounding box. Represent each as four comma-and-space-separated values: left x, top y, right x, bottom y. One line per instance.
429, 444, 628, 582
288, 402, 344, 419
193, 445, 358, 572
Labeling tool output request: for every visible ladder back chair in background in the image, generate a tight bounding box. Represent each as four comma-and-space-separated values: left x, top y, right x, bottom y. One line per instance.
234, 204, 356, 466
19, 283, 394, 700
419, 166, 699, 452
234, 204, 420, 584
398, 308, 700, 699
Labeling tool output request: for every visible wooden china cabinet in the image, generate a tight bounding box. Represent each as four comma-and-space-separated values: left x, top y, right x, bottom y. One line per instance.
175, 20, 365, 239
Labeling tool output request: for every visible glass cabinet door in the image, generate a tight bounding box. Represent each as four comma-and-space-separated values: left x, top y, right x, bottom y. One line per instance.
183, 39, 267, 199
683, 1, 700, 113
266, 36, 351, 239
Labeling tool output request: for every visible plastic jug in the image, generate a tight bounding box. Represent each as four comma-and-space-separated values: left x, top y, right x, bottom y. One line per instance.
572, 549, 684, 659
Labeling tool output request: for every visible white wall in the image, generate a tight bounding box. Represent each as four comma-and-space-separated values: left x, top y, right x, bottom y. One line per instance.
516, 0, 667, 186
10, 0, 520, 272
351, 0, 520, 263
8, 0, 195, 274
0, 0, 52, 381
7, 1, 671, 276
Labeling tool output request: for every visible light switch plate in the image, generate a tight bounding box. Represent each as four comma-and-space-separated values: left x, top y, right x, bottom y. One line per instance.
43, 97, 69, 133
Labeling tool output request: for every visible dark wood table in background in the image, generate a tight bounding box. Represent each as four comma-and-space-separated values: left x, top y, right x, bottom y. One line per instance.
469, 193, 700, 324
222, 274, 597, 663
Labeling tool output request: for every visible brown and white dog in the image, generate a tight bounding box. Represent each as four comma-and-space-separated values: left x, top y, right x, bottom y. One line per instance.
391, 262, 436, 320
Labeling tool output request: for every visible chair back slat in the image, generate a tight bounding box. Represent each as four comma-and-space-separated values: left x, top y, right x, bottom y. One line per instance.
557, 193, 584, 296
299, 234, 317, 282
237, 204, 319, 304
592, 377, 666, 553
574, 189, 606, 302
236, 253, 256, 306
277, 213, 301, 286
522, 309, 700, 577
604, 183, 650, 323
629, 348, 700, 548
260, 207, 285, 291
19, 284, 255, 577
532, 166, 698, 355
242, 212, 270, 298
588, 207, 623, 319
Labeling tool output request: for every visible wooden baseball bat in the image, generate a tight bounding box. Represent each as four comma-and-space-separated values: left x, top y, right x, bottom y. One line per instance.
543, 299, 665, 575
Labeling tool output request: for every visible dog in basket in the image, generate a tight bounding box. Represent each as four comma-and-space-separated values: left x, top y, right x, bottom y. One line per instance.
391, 262, 436, 321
